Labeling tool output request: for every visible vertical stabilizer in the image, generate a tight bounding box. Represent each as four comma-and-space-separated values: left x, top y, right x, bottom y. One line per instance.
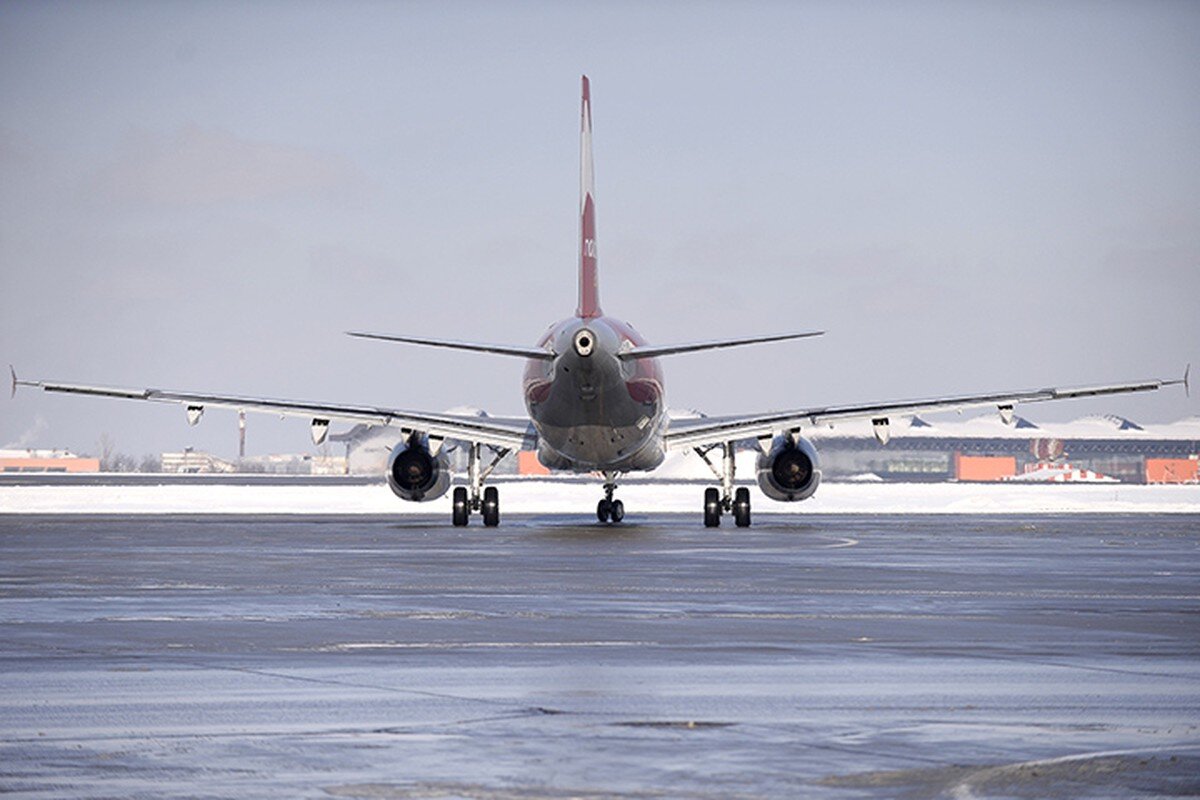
577, 75, 602, 319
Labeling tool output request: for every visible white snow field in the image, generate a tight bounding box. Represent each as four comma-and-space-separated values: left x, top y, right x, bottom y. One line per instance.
2, 479, 1198, 515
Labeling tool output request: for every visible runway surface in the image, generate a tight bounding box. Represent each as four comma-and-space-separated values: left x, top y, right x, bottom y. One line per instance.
1, 513, 1197, 798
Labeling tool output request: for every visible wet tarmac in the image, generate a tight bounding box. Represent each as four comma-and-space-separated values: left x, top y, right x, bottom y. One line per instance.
1, 513, 1197, 798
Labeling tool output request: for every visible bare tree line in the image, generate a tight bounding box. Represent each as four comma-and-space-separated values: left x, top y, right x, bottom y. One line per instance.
93, 434, 161, 473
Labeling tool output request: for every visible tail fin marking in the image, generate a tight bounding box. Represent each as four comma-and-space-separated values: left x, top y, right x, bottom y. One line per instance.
577, 75, 601, 319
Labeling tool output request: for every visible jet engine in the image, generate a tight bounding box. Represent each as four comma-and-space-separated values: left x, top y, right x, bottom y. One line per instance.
756, 434, 822, 502
386, 434, 451, 502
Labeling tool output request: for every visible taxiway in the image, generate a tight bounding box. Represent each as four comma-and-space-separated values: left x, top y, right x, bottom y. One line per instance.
1, 513, 1197, 798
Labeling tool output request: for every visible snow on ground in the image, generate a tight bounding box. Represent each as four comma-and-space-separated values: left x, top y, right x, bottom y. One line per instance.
1, 480, 1198, 515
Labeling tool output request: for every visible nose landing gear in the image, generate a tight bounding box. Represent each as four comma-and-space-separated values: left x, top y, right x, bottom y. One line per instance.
597, 472, 625, 524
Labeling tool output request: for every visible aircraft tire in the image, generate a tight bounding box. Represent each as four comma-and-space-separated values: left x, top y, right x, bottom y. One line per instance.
452, 486, 469, 527
597, 498, 612, 522
703, 488, 721, 528
610, 499, 625, 523
733, 487, 751, 528
482, 486, 500, 527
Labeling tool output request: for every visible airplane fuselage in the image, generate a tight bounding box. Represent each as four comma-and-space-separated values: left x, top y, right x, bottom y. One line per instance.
523, 315, 666, 473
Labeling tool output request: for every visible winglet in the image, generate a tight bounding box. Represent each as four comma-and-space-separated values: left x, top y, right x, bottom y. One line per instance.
10, 366, 39, 398
1164, 363, 1191, 398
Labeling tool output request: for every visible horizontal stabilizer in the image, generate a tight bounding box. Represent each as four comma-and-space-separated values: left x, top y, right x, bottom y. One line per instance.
619, 330, 825, 360
347, 331, 555, 360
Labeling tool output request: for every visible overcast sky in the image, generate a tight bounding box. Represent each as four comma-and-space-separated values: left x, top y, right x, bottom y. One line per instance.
2, 1, 1197, 459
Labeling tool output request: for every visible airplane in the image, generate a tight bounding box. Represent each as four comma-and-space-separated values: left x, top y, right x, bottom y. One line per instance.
11, 77, 1190, 527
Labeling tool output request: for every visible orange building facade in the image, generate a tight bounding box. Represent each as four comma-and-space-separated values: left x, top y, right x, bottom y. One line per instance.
1145, 457, 1199, 484
954, 453, 1017, 482
517, 450, 551, 476
0, 455, 100, 473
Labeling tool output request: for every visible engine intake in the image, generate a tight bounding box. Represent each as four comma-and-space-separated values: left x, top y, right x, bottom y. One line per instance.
386, 434, 451, 502
756, 435, 822, 502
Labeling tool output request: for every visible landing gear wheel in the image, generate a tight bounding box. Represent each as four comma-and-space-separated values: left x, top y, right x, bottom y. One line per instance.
733, 487, 751, 528
703, 487, 721, 528
597, 498, 612, 523
452, 486, 469, 527
610, 499, 625, 523
482, 486, 500, 527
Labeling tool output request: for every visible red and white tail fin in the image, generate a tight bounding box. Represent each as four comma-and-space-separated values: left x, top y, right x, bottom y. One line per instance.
577, 75, 602, 319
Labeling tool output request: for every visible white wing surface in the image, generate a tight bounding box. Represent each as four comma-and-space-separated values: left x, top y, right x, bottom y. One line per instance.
664, 370, 1189, 450
12, 371, 534, 451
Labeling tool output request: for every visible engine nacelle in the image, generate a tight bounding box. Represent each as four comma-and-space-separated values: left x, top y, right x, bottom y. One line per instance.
386, 435, 451, 502
756, 434, 822, 502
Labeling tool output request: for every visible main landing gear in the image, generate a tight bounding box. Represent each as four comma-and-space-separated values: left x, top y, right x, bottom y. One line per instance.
597, 471, 625, 524
696, 441, 751, 528
452, 442, 509, 527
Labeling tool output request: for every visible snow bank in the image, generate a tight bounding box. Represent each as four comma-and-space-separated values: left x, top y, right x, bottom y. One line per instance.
1, 481, 1197, 515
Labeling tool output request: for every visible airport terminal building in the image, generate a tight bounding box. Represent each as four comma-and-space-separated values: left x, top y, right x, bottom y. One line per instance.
330, 413, 1199, 485
808, 414, 1200, 484
4, 415, 1196, 485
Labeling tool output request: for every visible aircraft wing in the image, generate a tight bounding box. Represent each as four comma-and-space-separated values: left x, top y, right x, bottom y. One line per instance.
11, 370, 535, 451
664, 370, 1189, 450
